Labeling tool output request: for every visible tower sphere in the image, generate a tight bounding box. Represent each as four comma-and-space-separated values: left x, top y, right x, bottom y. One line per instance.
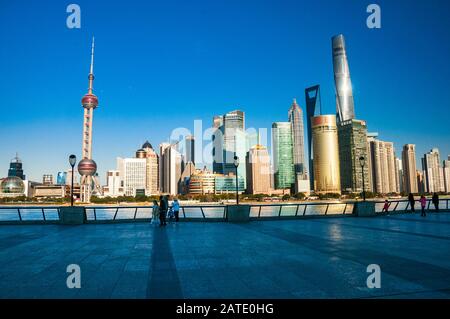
78, 159, 97, 176
82, 93, 99, 109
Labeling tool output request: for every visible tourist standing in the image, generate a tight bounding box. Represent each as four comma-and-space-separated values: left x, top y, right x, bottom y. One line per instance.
151, 200, 160, 225
432, 193, 440, 212
382, 200, 390, 214
408, 193, 415, 213
173, 198, 180, 222
419, 195, 427, 217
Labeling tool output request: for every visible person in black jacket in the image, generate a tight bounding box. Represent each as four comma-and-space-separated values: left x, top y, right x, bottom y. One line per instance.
408, 193, 415, 213
159, 195, 167, 226
432, 193, 440, 212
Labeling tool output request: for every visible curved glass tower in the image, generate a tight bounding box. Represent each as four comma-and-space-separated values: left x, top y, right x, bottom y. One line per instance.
332, 34, 355, 123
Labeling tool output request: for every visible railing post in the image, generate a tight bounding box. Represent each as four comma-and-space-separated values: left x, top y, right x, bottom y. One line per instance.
17, 208, 22, 221
200, 207, 205, 218
183, 207, 186, 218
113, 208, 119, 220
393, 202, 399, 212
42, 208, 46, 221
93, 208, 97, 221
258, 206, 262, 218
295, 204, 300, 217
343, 203, 348, 215
278, 205, 282, 217
324, 204, 329, 215
134, 207, 138, 219
405, 202, 410, 211
303, 205, 307, 216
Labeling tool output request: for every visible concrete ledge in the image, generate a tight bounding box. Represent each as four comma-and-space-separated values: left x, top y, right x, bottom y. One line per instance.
59, 206, 86, 225
226, 205, 250, 222
353, 201, 376, 217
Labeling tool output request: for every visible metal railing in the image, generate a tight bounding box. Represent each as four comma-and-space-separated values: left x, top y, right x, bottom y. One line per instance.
373, 198, 450, 214
0, 199, 448, 224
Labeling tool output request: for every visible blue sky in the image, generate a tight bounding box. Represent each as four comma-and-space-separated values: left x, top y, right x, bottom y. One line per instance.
0, 0, 449, 183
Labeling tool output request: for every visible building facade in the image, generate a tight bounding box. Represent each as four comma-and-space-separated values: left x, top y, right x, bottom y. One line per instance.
422, 148, 445, 193
103, 170, 124, 197
288, 99, 307, 179
272, 122, 295, 190
443, 156, 450, 193
402, 144, 418, 194
246, 144, 271, 194
368, 138, 398, 194
311, 115, 341, 194
117, 157, 146, 196
185, 135, 195, 164
337, 119, 370, 193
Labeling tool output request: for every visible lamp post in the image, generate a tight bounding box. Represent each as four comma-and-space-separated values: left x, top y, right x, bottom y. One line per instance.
359, 156, 366, 202
69, 155, 77, 207
233, 155, 240, 205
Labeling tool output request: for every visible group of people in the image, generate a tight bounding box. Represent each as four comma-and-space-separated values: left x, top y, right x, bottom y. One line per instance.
382, 193, 441, 217
151, 196, 180, 226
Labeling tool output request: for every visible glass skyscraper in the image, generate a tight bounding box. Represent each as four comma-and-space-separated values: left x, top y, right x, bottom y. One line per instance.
288, 99, 307, 179
8, 154, 25, 180
305, 85, 322, 190
272, 122, 295, 190
332, 34, 355, 123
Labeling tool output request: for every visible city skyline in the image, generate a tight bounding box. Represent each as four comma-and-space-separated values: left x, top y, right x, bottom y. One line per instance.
1, 0, 450, 183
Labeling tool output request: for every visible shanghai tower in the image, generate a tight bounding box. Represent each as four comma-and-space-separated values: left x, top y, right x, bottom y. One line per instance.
332, 34, 355, 122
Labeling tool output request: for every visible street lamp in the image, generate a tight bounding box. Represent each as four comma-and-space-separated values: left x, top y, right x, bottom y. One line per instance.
233, 155, 240, 205
69, 155, 77, 206
359, 156, 366, 202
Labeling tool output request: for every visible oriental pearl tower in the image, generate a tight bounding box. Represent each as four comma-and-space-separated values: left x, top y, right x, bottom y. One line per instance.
78, 37, 102, 202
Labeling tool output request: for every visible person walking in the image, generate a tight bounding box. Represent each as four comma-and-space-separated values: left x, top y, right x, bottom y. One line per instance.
408, 193, 415, 213
432, 193, 439, 212
173, 198, 180, 222
151, 200, 160, 226
382, 199, 390, 214
159, 195, 167, 226
419, 195, 427, 217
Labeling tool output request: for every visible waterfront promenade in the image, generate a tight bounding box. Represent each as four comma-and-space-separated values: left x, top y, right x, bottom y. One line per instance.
0, 211, 449, 298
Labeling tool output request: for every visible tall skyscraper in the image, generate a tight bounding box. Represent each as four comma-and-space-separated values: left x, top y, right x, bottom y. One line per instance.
337, 119, 370, 193
288, 98, 307, 178
368, 138, 397, 194
304, 85, 322, 190
185, 135, 195, 164
311, 115, 341, 194
141, 141, 159, 195
212, 110, 247, 188
443, 156, 450, 193
402, 144, 418, 194
272, 122, 295, 190
42, 174, 54, 185
395, 158, 404, 194
332, 34, 355, 123
7, 154, 25, 180
159, 143, 171, 193
162, 144, 182, 195
417, 170, 425, 194
78, 38, 102, 202
56, 172, 67, 185
422, 148, 445, 193
246, 144, 271, 194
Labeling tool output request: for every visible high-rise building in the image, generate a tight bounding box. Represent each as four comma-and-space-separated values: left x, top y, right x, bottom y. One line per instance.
141, 141, 159, 195
368, 138, 397, 194
42, 174, 54, 185
185, 135, 195, 165
215, 175, 245, 194
159, 143, 171, 193
162, 144, 182, 195
422, 148, 445, 193
212, 110, 247, 189
77, 38, 102, 202
395, 158, 404, 194
7, 154, 25, 180
117, 157, 146, 196
180, 161, 196, 194
337, 119, 370, 193
402, 144, 419, 194
332, 34, 355, 123
103, 170, 124, 197
188, 169, 216, 195
246, 144, 271, 194
304, 85, 322, 190
272, 122, 295, 190
311, 115, 341, 193
417, 170, 425, 194
443, 156, 450, 193
288, 99, 307, 179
